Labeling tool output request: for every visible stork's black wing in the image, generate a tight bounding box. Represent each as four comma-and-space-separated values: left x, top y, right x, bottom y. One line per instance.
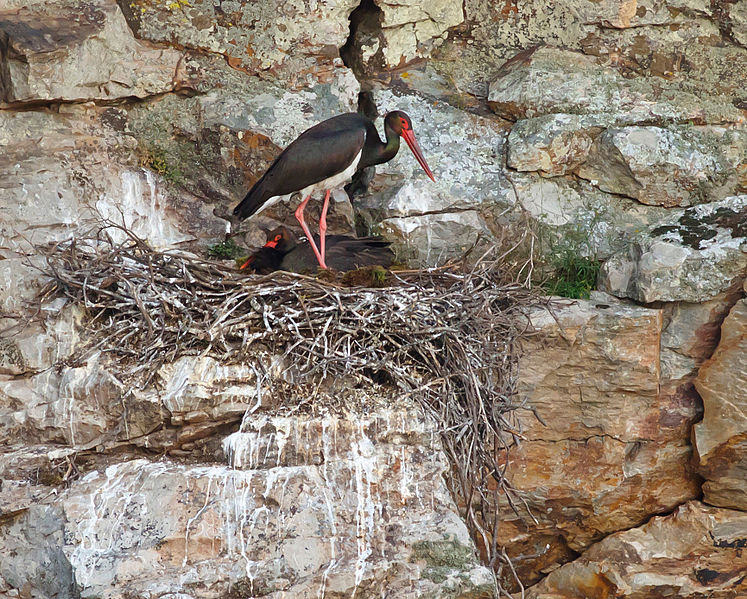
234, 114, 367, 219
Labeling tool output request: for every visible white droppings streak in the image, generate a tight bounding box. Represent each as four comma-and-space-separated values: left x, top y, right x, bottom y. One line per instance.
95, 170, 193, 249
351, 420, 378, 597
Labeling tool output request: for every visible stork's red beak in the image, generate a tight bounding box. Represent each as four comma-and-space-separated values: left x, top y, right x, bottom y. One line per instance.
401, 129, 435, 182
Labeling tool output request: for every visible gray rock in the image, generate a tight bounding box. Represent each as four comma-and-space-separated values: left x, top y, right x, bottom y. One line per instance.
379, 210, 491, 267
0, 105, 211, 251
508, 172, 668, 261
600, 196, 747, 302
0, 505, 76, 599
374, 0, 464, 67
488, 46, 742, 125
508, 114, 602, 176
577, 126, 747, 207
118, 0, 358, 88
0, 0, 189, 104
573, 1, 711, 28
123, 57, 359, 240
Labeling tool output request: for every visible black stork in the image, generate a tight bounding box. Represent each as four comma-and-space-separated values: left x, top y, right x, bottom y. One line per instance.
240, 226, 394, 274
232, 111, 435, 269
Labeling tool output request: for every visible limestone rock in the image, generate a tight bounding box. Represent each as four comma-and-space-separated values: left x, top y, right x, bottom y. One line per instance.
576, 126, 747, 207
507, 114, 602, 176
694, 290, 747, 511
343, 0, 464, 80
153, 356, 272, 426
578, 11, 747, 102
0, 0, 189, 104
375, 0, 464, 67
119, 0, 358, 89
379, 210, 491, 266
599, 195, 747, 303
0, 505, 76, 598
123, 57, 359, 241
0, 105, 214, 252
487, 46, 742, 125
0, 304, 80, 376
495, 297, 700, 587
446, 0, 747, 119
526, 501, 747, 599
507, 173, 668, 260
0, 405, 497, 598
0, 353, 129, 448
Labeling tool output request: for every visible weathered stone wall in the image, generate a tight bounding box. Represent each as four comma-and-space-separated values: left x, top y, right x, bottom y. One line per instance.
1, 0, 746, 597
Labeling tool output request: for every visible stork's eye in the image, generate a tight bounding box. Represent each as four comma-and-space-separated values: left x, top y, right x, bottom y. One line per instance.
274, 235, 282, 242
400, 118, 409, 129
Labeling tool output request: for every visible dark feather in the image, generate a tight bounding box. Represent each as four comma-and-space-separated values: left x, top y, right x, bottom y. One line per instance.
233, 114, 368, 219
242, 226, 394, 274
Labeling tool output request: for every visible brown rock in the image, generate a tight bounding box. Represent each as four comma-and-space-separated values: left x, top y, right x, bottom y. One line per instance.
493, 298, 700, 588
694, 289, 747, 511
525, 501, 747, 599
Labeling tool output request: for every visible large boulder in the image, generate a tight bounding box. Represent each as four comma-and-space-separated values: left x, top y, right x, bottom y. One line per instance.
576, 126, 747, 207
600, 195, 747, 303
494, 296, 700, 587
0, 0, 190, 104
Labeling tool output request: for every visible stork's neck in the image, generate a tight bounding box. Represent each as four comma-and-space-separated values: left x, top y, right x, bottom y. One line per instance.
380, 120, 401, 163
360, 117, 401, 169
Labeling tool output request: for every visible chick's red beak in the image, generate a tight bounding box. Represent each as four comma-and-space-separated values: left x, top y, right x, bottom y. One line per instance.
401, 129, 435, 182
239, 256, 255, 270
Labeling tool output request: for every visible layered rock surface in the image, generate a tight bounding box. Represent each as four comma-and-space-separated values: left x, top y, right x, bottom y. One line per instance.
694, 282, 747, 511
1, 405, 496, 598
492, 296, 701, 587
0, 0, 191, 104
526, 501, 747, 599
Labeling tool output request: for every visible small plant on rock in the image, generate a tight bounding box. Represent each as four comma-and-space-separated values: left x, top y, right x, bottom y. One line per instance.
208, 238, 242, 260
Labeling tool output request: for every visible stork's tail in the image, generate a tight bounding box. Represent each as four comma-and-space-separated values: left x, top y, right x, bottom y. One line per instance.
233, 178, 269, 220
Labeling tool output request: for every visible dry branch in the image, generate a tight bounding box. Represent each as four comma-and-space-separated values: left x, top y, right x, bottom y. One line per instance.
37, 219, 548, 595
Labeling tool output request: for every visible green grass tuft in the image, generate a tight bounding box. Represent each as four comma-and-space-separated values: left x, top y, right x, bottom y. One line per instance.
208, 238, 242, 260
542, 249, 601, 299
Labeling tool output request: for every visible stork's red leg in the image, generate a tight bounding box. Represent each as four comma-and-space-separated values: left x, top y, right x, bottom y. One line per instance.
294, 193, 328, 269
319, 189, 331, 266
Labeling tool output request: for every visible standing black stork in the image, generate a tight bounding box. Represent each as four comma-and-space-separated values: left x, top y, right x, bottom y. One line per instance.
232, 111, 435, 269
240, 226, 394, 274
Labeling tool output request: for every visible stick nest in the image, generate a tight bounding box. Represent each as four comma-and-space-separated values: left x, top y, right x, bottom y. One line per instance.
38, 220, 548, 594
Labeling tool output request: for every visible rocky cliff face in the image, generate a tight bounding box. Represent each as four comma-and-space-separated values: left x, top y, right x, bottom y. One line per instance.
1, 1, 746, 598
